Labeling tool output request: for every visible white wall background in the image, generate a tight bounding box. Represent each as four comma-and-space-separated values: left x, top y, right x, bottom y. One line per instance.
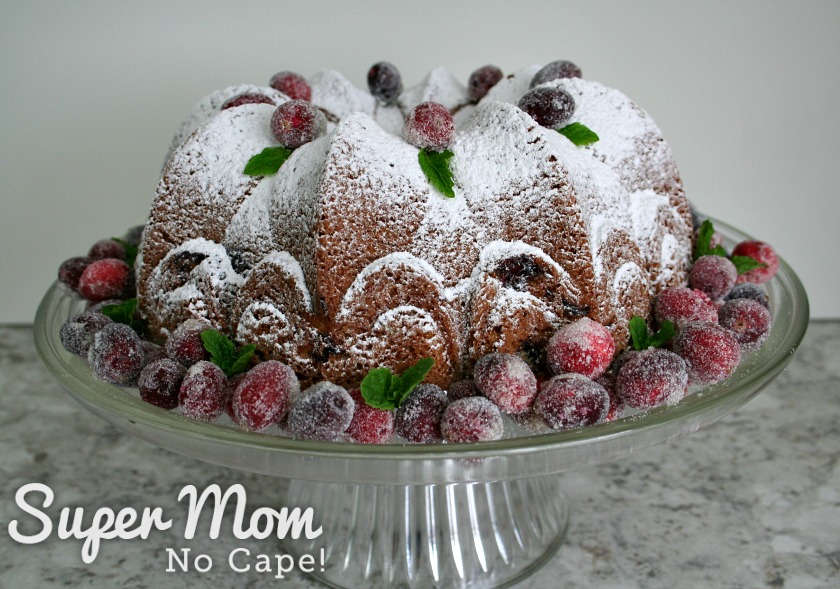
1, 0, 838, 322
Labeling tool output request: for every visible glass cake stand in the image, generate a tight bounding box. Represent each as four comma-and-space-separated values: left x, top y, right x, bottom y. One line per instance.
34, 219, 809, 589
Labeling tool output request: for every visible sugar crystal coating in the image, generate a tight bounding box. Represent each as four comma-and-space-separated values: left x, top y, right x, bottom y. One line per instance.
517, 86, 575, 128
534, 373, 610, 430
88, 239, 126, 261
673, 322, 741, 383
221, 93, 275, 110
232, 360, 299, 431
60, 311, 112, 357
467, 65, 503, 102
395, 383, 448, 443
725, 282, 769, 308
616, 347, 688, 409
78, 258, 131, 302
269, 71, 312, 101
447, 379, 480, 401
287, 381, 355, 440
270, 99, 327, 149
165, 318, 211, 367
530, 60, 582, 87
718, 298, 772, 348
58, 256, 93, 291
473, 353, 538, 415
88, 322, 145, 385
655, 287, 718, 329
346, 388, 395, 444
367, 61, 402, 105
546, 317, 616, 379
403, 101, 455, 151
179, 360, 228, 421
441, 396, 504, 443
732, 240, 779, 284
689, 255, 737, 300
138, 358, 186, 410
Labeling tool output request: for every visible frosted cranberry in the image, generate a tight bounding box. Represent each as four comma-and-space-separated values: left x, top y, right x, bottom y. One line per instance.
673, 322, 741, 383
367, 61, 402, 105
596, 373, 625, 420
732, 240, 779, 284
725, 282, 769, 308
88, 239, 126, 260
467, 65, 503, 102
88, 323, 144, 385
270, 99, 327, 149
718, 299, 772, 348
473, 353, 538, 415
346, 389, 395, 444
231, 360, 299, 432
58, 256, 92, 290
141, 340, 167, 366
221, 93, 275, 110
441, 397, 504, 443
224, 373, 246, 419
517, 87, 575, 128
165, 319, 211, 367
60, 311, 112, 356
654, 287, 718, 329
546, 317, 616, 379
395, 384, 448, 443
448, 379, 480, 401
287, 382, 355, 441
77, 258, 131, 302
269, 71, 312, 101
179, 361, 228, 421
616, 348, 688, 409
403, 102, 455, 152
534, 374, 610, 430
138, 358, 186, 410
689, 255, 737, 300
530, 60, 582, 88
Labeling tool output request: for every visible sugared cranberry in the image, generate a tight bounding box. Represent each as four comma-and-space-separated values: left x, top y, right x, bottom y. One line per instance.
546, 317, 616, 379
441, 397, 504, 443
141, 340, 167, 366
732, 240, 779, 284
718, 299, 772, 348
473, 353, 538, 415
165, 319, 211, 367
367, 61, 402, 105
654, 287, 719, 329
395, 384, 448, 443
534, 374, 610, 430
616, 348, 688, 409
287, 382, 355, 441
59, 311, 112, 357
403, 102, 455, 152
88, 239, 126, 261
270, 99, 327, 149
596, 372, 625, 421
689, 255, 737, 300
77, 258, 131, 302
447, 379, 480, 401
467, 65, 503, 102
673, 322, 741, 383
725, 282, 769, 308
58, 256, 93, 291
345, 389, 395, 444
87, 323, 145, 385
138, 358, 186, 410
530, 60, 582, 88
179, 360, 228, 421
517, 86, 575, 128
221, 93, 275, 110
231, 360, 299, 432
269, 71, 312, 101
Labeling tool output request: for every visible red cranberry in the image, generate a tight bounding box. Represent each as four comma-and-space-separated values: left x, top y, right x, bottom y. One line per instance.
367, 61, 402, 105
165, 319, 211, 367
403, 102, 455, 152
718, 299, 772, 348
138, 358, 186, 410
231, 360, 299, 432
467, 65, 503, 102
268, 71, 312, 101
88, 323, 145, 385
270, 99, 327, 149
88, 239, 126, 260
179, 361, 228, 421
517, 86, 575, 128
77, 258, 131, 302
473, 353, 538, 415
447, 379, 480, 401
616, 348, 688, 409
58, 256, 93, 290
530, 60, 582, 88
59, 311, 112, 357
673, 322, 741, 383
441, 397, 504, 443
546, 317, 615, 379
732, 240, 779, 284
287, 382, 355, 441
534, 374, 610, 430
346, 389, 395, 444
689, 255, 737, 300
654, 287, 719, 329
221, 93, 275, 110
395, 384, 448, 443
724, 283, 769, 308
596, 373, 625, 421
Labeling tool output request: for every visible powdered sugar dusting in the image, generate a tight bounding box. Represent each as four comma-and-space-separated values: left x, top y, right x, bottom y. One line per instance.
399, 67, 470, 113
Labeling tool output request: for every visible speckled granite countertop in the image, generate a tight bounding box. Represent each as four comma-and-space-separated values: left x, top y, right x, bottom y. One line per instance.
1, 322, 838, 589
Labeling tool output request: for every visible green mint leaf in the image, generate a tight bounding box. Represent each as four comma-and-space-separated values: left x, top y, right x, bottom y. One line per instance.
731, 255, 766, 275
418, 148, 456, 198
393, 357, 435, 406
101, 298, 145, 334
647, 320, 675, 349
228, 343, 256, 377
243, 146, 294, 176
628, 315, 650, 351
558, 122, 599, 146
360, 368, 396, 409
694, 220, 729, 260
200, 329, 254, 377
111, 237, 139, 268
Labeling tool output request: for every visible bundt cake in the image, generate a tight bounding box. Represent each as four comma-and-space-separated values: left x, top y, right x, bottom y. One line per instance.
136, 63, 693, 389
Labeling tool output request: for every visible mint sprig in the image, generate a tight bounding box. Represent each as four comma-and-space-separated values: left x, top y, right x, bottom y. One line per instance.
558, 122, 599, 146
243, 146, 294, 176
111, 237, 138, 268
101, 298, 145, 334
628, 315, 675, 351
200, 329, 256, 377
360, 357, 435, 410
731, 255, 766, 275
694, 219, 767, 275
418, 148, 456, 198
